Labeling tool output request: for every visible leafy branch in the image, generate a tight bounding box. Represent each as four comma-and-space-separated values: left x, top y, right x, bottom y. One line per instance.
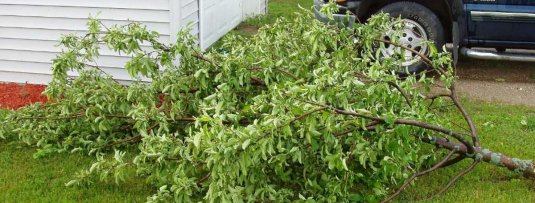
0, 9, 533, 203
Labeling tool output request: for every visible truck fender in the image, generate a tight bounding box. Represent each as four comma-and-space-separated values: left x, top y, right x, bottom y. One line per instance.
451, 0, 467, 64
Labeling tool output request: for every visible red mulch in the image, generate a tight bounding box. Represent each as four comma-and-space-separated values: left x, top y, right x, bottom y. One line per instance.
0, 83, 48, 110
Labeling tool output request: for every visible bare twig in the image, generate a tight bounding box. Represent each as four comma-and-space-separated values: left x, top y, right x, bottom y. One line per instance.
300, 101, 474, 152
354, 73, 413, 108
381, 149, 458, 203
104, 135, 142, 149
413, 160, 480, 202
288, 107, 328, 124
450, 84, 480, 147
374, 38, 448, 75
83, 63, 124, 85
197, 173, 211, 185
387, 81, 412, 108
426, 93, 451, 101
250, 77, 266, 86
249, 66, 299, 80
193, 53, 217, 66
329, 107, 475, 154
434, 160, 479, 197
16, 113, 196, 124
334, 121, 381, 136
376, 34, 480, 149
440, 154, 467, 168
16, 113, 130, 121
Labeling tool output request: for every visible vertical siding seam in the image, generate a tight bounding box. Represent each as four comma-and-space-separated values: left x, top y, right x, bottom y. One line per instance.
198, 0, 205, 49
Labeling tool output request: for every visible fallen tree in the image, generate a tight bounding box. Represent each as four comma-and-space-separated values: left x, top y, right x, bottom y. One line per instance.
0, 9, 533, 202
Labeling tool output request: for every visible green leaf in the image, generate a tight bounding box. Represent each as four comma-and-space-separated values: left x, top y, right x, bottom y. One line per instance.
242, 139, 251, 150
193, 133, 201, 148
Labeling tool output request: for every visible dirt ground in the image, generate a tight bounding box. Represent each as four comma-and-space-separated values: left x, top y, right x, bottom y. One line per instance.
456, 58, 535, 107
457, 59, 535, 83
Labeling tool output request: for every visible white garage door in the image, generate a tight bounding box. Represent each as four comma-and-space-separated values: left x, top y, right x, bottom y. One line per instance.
243, 0, 267, 18
199, 0, 243, 49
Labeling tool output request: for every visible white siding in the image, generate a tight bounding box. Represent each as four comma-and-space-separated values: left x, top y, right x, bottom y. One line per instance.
0, 0, 170, 10
0, 0, 176, 84
0, 0, 265, 84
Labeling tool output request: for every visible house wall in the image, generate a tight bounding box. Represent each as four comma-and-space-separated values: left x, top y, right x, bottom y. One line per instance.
0, 0, 266, 84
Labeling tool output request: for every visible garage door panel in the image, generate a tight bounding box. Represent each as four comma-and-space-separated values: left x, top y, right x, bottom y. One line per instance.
200, 0, 242, 49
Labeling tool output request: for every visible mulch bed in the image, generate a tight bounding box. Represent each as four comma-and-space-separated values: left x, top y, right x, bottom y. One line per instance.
0, 83, 48, 110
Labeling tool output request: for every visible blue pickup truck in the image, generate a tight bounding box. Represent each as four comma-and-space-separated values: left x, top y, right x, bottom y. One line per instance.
315, 0, 535, 73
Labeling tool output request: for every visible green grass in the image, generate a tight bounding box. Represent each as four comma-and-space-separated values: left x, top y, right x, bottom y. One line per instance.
397, 100, 535, 202
0, 138, 151, 202
2, 1, 535, 202
244, 0, 313, 27
0, 108, 151, 202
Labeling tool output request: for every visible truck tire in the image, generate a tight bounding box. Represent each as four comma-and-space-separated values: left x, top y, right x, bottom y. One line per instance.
377, 2, 446, 74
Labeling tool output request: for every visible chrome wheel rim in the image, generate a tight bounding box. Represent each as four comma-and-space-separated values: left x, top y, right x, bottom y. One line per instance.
381, 19, 428, 67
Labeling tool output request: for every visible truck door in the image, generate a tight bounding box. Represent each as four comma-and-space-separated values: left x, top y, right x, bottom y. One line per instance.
465, 0, 535, 48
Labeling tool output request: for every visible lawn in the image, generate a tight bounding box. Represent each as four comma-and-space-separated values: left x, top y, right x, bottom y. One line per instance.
244, 0, 313, 27
0, 141, 150, 203
1, 0, 534, 202
398, 101, 535, 203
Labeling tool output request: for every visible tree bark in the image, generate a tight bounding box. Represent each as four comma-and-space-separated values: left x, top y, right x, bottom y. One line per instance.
428, 136, 535, 178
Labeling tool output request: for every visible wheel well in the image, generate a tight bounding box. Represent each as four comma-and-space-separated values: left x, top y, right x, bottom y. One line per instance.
355, 0, 453, 42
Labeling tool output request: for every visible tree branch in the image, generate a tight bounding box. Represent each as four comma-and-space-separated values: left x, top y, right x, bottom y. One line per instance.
329, 107, 476, 154
428, 136, 535, 178
334, 121, 381, 137
387, 81, 412, 108
381, 149, 458, 203
434, 160, 479, 197
249, 66, 299, 80
439, 154, 467, 168
197, 173, 211, 185
374, 38, 448, 75
449, 84, 480, 147
288, 106, 328, 124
